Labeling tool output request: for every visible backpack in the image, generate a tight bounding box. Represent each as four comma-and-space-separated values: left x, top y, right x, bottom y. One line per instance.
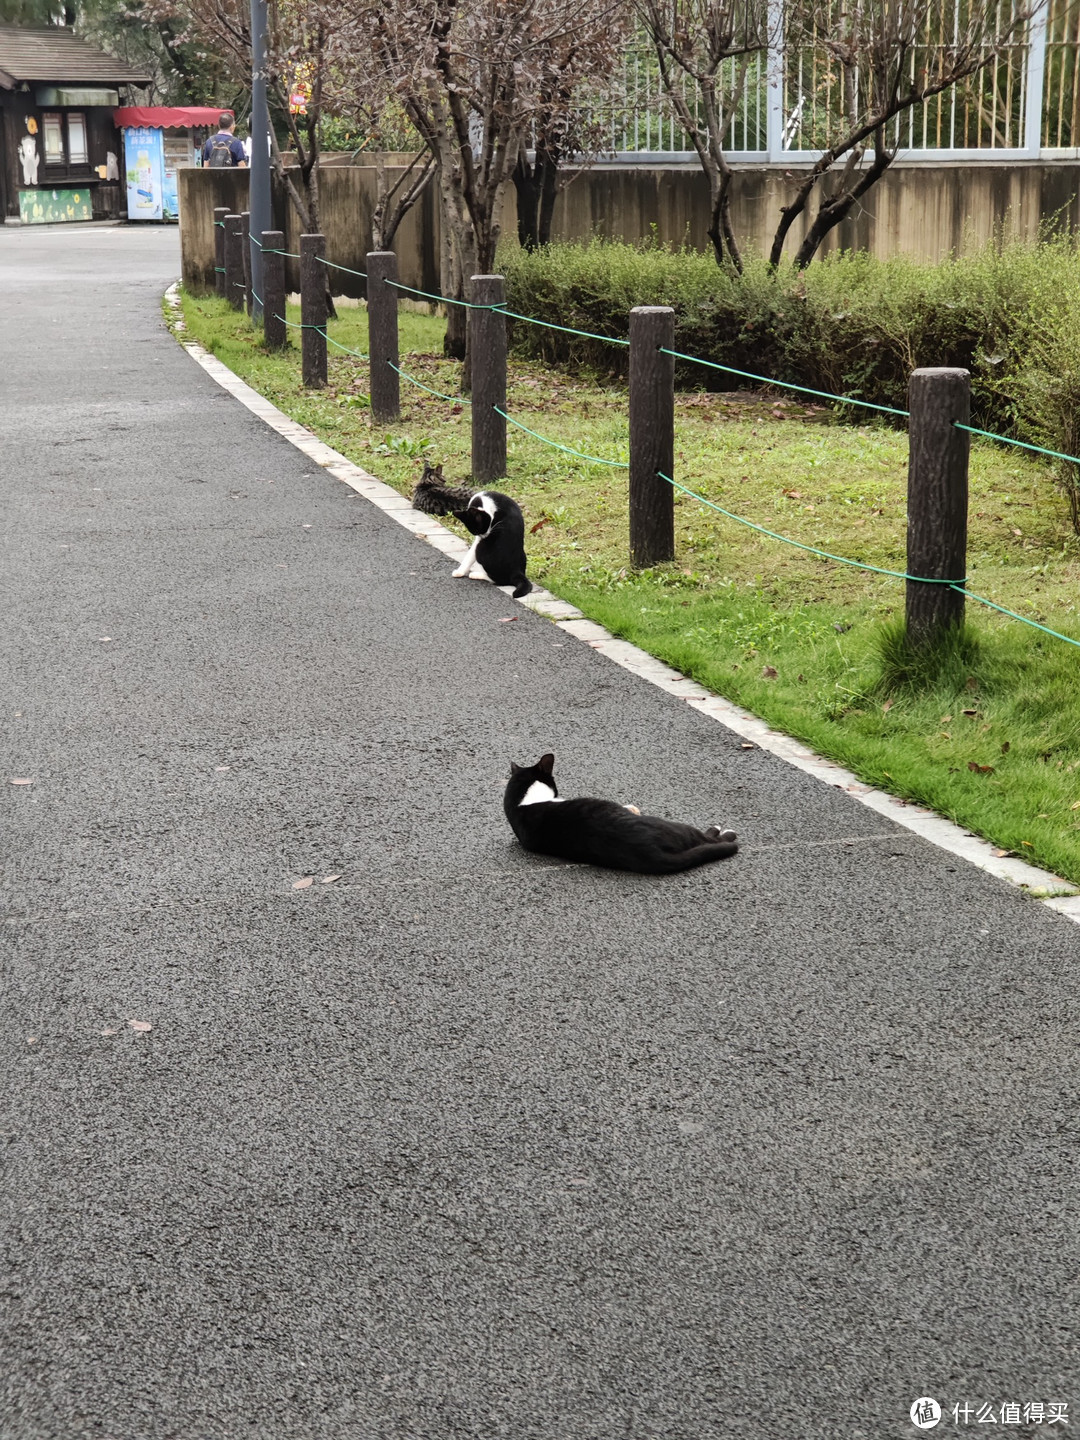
207, 135, 234, 168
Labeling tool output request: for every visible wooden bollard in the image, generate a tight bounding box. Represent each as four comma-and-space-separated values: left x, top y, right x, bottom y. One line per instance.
262, 231, 286, 351
300, 233, 327, 388
906, 367, 970, 645
470, 274, 507, 483
213, 205, 228, 296
629, 306, 675, 567
367, 251, 400, 424
223, 214, 244, 312
240, 211, 252, 318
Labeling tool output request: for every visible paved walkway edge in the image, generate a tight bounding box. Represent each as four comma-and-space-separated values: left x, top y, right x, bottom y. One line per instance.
164, 284, 1080, 926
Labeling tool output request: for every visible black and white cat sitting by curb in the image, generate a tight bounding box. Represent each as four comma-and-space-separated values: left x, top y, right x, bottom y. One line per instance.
411, 461, 532, 598
504, 754, 739, 874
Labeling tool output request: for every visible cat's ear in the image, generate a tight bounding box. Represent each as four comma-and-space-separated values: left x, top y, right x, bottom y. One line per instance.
537, 753, 555, 777
509, 761, 521, 775
434, 462, 443, 478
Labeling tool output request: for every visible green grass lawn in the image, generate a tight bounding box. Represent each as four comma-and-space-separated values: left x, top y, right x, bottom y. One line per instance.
176, 290, 1080, 887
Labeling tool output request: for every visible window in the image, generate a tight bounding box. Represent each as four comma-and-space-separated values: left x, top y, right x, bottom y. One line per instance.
67, 113, 87, 165
42, 112, 64, 164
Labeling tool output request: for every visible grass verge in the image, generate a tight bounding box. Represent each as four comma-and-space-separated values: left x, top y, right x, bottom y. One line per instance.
176, 289, 1080, 886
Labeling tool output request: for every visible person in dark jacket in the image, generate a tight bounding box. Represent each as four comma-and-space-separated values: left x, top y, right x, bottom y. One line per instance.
202, 114, 246, 168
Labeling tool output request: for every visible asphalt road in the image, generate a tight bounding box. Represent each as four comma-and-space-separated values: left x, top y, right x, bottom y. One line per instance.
2, 223, 1078, 1440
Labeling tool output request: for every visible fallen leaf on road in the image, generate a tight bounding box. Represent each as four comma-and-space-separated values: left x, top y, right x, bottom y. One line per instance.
9, 778, 32, 786
322, 874, 341, 884
293, 877, 314, 889
99, 637, 112, 643
214, 765, 231, 772
740, 743, 755, 750
27, 1037, 38, 1045
101, 1028, 117, 1036
497, 617, 519, 623
129, 1019, 152, 1033
993, 848, 1013, 857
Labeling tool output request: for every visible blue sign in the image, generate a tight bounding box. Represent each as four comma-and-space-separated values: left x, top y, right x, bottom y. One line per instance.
124, 126, 163, 221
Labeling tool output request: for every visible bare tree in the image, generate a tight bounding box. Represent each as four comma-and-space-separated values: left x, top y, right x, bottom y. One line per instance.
637, 0, 771, 271
771, 0, 1043, 267
644, 0, 1046, 269
368, 0, 626, 359
512, 23, 621, 251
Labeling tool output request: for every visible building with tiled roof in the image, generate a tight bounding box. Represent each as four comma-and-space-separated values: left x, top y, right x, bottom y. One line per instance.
0, 26, 151, 221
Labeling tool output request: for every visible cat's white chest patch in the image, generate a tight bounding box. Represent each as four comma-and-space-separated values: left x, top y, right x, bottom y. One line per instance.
519, 780, 559, 806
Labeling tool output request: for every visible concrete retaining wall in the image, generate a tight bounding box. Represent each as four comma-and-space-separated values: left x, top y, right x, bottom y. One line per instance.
179, 158, 1080, 297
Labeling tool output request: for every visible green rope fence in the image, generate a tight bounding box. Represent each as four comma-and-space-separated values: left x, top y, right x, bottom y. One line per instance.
494, 405, 628, 467
202, 224, 1080, 651
659, 470, 1080, 650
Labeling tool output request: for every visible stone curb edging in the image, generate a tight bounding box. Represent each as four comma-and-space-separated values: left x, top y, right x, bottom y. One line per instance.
163, 283, 1080, 926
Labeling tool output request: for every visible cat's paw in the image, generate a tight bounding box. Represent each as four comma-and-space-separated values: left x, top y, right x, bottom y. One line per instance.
469, 568, 491, 581
451, 565, 470, 578
706, 826, 738, 842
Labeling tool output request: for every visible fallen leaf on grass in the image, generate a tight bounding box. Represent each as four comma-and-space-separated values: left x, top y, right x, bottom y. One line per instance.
1021, 840, 1033, 847
129, 1019, 152, 1033
1001, 742, 1010, 754
761, 665, 778, 679
968, 762, 995, 774
941, 714, 952, 724
1071, 801, 1080, 811
965, 677, 979, 691
782, 489, 804, 499
293, 877, 314, 890
497, 617, 519, 624
962, 708, 978, 716
993, 848, 1014, 857
530, 516, 552, 534
882, 699, 894, 713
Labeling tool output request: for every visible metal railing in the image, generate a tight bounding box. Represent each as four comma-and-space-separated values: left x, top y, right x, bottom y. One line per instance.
584, 1, 1078, 162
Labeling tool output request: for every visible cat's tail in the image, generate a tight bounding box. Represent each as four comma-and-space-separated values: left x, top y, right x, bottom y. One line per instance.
512, 575, 533, 598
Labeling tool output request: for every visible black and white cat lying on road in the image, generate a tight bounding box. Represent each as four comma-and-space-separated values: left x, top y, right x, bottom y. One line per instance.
504, 753, 739, 874
412, 462, 532, 598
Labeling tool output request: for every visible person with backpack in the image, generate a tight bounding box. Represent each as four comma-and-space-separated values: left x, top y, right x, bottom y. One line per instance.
202, 114, 246, 169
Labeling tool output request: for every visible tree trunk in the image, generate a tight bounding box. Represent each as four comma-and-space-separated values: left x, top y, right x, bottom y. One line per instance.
513, 153, 542, 250
791, 145, 893, 269
536, 149, 559, 247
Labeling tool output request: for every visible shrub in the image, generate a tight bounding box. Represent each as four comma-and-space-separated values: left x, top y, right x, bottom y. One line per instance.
500, 236, 1080, 488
